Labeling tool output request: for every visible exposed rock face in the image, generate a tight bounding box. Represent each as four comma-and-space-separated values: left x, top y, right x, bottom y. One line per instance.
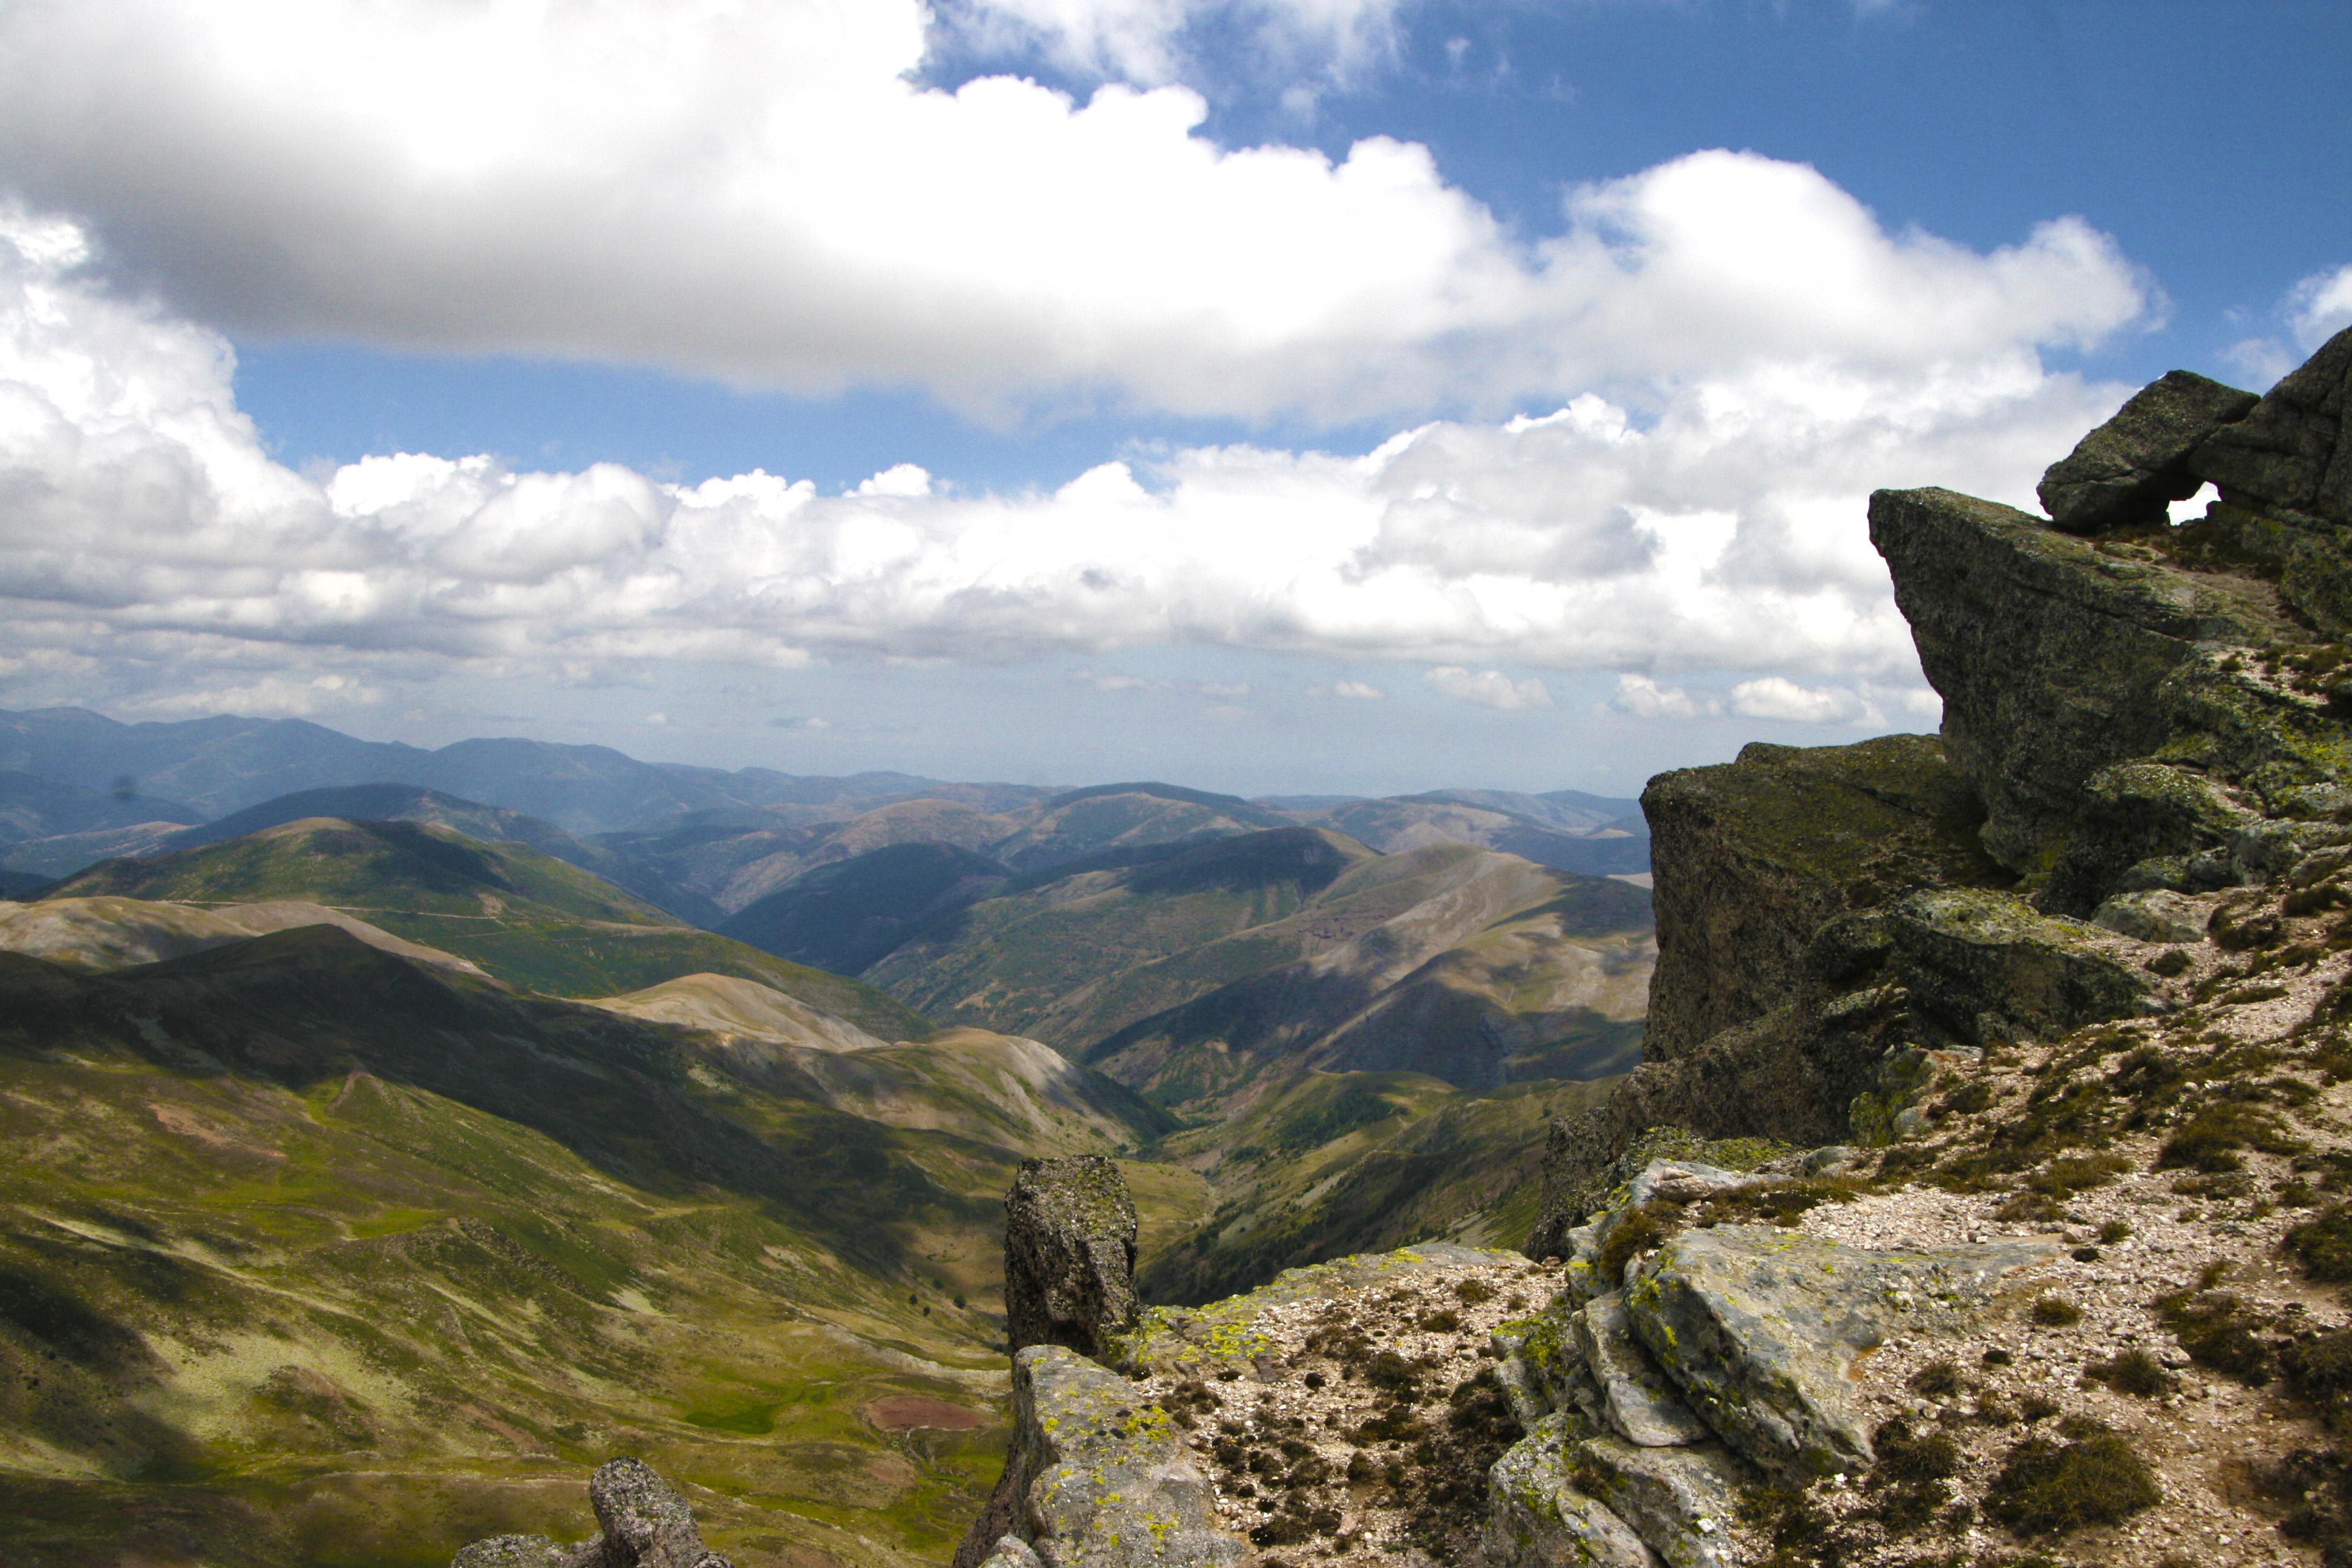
1004, 1154, 1140, 1359
1641, 734, 2002, 1060
1869, 484, 2296, 880
2189, 322, 2352, 528
2037, 368, 2258, 533
990, 1344, 1246, 1568
1486, 1413, 1662, 1568
1572, 1291, 1710, 1448
447, 1460, 731, 1568
956, 1157, 1235, 1568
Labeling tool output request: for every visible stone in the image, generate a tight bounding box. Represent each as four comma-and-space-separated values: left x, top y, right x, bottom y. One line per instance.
1878, 887, 2161, 1042
1491, 1323, 1554, 1430
2091, 888, 2209, 944
1573, 1291, 1710, 1448
2037, 369, 2258, 534
1867, 484, 2296, 877
1485, 1414, 1661, 1568
2190, 323, 2352, 526
1004, 1155, 1140, 1361
1573, 1435, 1751, 1568
978, 1538, 1044, 1568
1625, 1225, 2056, 1478
1010, 1344, 1248, 1568
589, 1458, 730, 1568
1641, 734, 2005, 1060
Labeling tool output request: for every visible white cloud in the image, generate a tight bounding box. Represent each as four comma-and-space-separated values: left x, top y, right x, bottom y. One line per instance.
939, 0, 1402, 88
1727, 676, 1864, 724
1425, 667, 1551, 710
0, 4, 2144, 423
1330, 680, 1386, 699
0, 203, 2129, 714
2290, 263, 2352, 351
1609, 675, 1715, 720
113, 673, 382, 719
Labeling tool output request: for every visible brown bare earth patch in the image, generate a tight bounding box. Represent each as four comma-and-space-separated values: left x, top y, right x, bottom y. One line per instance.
861, 1396, 988, 1431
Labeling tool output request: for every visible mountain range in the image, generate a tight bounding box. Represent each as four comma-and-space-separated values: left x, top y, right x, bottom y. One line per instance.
0, 702, 1654, 1567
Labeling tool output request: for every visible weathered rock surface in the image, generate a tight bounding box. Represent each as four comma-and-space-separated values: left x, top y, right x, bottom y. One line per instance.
1869, 484, 2296, 880
1575, 1290, 1710, 1447
1004, 1154, 1140, 1359
1486, 1414, 1662, 1568
2037, 368, 2258, 533
1572, 1434, 1748, 1568
1641, 735, 2004, 1061
447, 1460, 728, 1568
1877, 887, 2158, 1041
2190, 322, 2352, 527
1625, 1225, 2055, 1478
1003, 1344, 1247, 1568
2091, 887, 2210, 943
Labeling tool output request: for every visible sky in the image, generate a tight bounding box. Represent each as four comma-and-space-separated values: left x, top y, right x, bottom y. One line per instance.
0, 1, 2347, 799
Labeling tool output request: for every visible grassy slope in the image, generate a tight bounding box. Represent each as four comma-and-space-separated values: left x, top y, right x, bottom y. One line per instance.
1132, 1070, 1619, 1307
0, 930, 1177, 1568
861, 829, 1380, 1042
43, 819, 927, 1038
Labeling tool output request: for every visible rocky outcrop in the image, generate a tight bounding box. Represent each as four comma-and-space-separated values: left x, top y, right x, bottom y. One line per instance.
1641, 734, 2005, 1061
2037, 368, 2259, 533
1624, 1224, 2053, 1477
1004, 1154, 1140, 1359
448, 1460, 731, 1568
1869, 484, 2304, 885
1532, 332, 2352, 1243
982, 1344, 1245, 1568
957, 1157, 1250, 1568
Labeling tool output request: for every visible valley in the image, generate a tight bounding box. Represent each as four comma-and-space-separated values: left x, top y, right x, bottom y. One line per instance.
0, 716, 1653, 1567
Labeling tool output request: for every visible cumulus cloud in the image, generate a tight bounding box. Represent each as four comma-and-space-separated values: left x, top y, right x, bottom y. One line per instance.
1330, 681, 1386, 699
0, 206, 2134, 711
1727, 676, 1864, 724
1425, 667, 1551, 710
0, 4, 2143, 423
1609, 675, 1715, 720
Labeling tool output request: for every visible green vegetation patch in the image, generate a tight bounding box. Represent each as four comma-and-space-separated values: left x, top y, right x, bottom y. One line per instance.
1984, 1419, 2160, 1537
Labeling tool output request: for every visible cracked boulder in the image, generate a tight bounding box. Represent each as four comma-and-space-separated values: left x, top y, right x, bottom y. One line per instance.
1573, 1434, 1749, 1568
448, 1459, 730, 1568
1625, 1224, 2056, 1478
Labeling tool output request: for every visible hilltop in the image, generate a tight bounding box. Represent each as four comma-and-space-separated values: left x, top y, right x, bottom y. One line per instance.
42, 817, 924, 1033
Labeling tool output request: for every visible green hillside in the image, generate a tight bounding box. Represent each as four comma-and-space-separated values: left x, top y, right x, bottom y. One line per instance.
0, 927, 1170, 1568
864, 832, 1651, 1105
862, 827, 1375, 1039
43, 818, 927, 1037
1133, 1069, 1617, 1306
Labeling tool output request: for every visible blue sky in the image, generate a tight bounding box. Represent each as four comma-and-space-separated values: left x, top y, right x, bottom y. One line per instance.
0, 0, 2345, 796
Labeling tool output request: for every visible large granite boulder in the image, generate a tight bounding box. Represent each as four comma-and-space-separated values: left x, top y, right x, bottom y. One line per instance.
448, 1460, 730, 1568
979, 1344, 1247, 1568
1624, 1226, 2056, 1478
1004, 1155, 1140, 1360
2037, 368, 2258, 533
1877, 887, 2158, 1042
